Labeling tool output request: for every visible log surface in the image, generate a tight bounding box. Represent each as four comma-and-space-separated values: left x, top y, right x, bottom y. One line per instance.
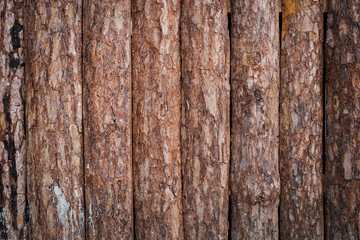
181, 0, 230, 238
325, 0, 360, 239
279, 0, 324, 239
0, 1, 28, 239
83, 0, 133, 239
230, 0, 280, 239
25, 1, 84, 238
132, 0, 183, 238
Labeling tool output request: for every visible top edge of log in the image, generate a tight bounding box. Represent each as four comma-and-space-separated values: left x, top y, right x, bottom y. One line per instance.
279, 1, 327, 13
279, 0, 327, 13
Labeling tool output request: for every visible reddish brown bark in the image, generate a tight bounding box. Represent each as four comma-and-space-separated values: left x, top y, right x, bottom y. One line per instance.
83, 0, 133, 239
325, 1, 360, 239
25, 1, 84, 238
0, 1, 28, 239
230, 0, 280, 239
279, 0, 324, 239
181, 0, 230, 239
132, 0, 183, 239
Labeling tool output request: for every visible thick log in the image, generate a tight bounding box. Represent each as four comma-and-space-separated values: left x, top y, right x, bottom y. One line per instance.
0, 1, 28, 239
181, 0, 230, 239
279, 0, 324, 239
325, 0, 360, 239
132, 0, 183, 239
24, 1, 84, 238
230, 0, 280, 239
83, 1, 132, 239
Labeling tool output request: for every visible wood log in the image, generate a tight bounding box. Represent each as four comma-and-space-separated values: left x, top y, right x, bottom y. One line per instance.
0, 1, 28, 238
230, 0, 280, 239
132, 0, 183, 238
279, 0, 324, 239
83, 0, 132, 239
325, 0, 360, 239
25, 1, 84, 238
181, 0, 230, 238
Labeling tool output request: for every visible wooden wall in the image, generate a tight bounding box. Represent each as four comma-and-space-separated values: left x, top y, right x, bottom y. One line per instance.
1, 0, 360, 239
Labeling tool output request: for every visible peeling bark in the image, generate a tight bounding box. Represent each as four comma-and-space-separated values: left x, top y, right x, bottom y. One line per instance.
83, 1, 133, 239
230, 0, 280, 239
0, 1, 28, 239
181, 0, 230, 239
325, 1, 360, 239
24, 1, 84, 239
132, 0, 183, 239
279, 0, 324, 239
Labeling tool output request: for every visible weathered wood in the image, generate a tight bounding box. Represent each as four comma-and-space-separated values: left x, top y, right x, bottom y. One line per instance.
279, 0, 323, 239
325, 0, 360, 239
230, 0, 280, 239
24, 1, 84, 238
0, 1, 28, 239
132, 0, 183, 238
181, 0, 230, 239
83, 0, 132, 239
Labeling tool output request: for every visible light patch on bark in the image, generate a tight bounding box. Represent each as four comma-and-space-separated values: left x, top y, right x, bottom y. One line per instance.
54, 186, 70, 226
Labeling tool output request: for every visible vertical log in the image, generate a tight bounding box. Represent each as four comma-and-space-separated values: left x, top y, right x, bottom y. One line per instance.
325, 1, 360, 239
132, 0, 183, 239
279, 0, 323, 239
230, 0, 280, 239
181, 0, 230, 239
0, 1, 28, 239
25, 1, 84, 238
83, 1, 133, 239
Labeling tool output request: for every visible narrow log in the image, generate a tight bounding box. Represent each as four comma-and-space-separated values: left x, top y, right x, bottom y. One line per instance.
325, 0, 360, 239
83, 0, 132, 239
181, 0, 230, 239
132, 0, 183, 238
279, 0, 323, 239
230, 0, 280, 239
25, 1, 84, 238
0, 1, 28, 239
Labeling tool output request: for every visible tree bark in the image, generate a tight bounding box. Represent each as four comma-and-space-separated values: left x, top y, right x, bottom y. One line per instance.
325, 1, 360, 239
279, 0, 324, 239
25, 1, 84, 238
181, 0, 230, 239
132, 0, 183, 239
83, 1, 132, 239
230, 0, 280, 239
0, 1, 28, 239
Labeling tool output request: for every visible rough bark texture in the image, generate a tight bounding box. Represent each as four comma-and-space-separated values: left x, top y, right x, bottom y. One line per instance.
83, 1, 133, 239
279, 0, 324, 239
325, 1, 360, 239
132, 0, 183, 239
25, 1, 84, 239
181, 0, 230, 239
0, 1, 28, 239
230, 0, 280, 239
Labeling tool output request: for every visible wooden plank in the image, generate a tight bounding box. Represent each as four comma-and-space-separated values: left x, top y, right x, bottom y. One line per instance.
132, 0, 183, 238
0, 0, 28, 238
230, 0, 280, 239
24, 1, 84, 238
181, 0, 230, 238
83, 0, 132, 239
279, 0, 324, 239
325, 0, 360, 239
